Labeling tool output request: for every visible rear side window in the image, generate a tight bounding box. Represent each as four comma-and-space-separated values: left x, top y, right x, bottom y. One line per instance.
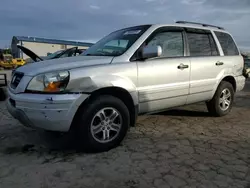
214, 31, 239, 56
186, 30, 219, 56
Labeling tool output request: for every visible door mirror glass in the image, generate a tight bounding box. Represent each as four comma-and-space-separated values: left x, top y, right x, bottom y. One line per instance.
142, 45, 162, 59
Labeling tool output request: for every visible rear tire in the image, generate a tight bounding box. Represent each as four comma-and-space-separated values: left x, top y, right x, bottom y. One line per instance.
74, 95, 130, 152
206, 81, 234, 117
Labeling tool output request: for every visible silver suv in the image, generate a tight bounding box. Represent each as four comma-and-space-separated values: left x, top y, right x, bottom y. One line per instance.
7, 21, 246, 152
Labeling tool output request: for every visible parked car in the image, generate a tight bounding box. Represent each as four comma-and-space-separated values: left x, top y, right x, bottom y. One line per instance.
17, 45, 86, 63
242, 55, 250, 78
244, 58, 250, 68
7, 21, 246, 152
11, 46, 86, 75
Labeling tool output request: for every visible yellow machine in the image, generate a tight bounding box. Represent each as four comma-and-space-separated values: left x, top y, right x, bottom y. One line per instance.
12, 57, 26, 67
0, 54, 15, 69
0, 54, 26, 69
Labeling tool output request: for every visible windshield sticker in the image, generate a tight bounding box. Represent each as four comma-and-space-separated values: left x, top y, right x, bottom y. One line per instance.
123, 30, 141, 35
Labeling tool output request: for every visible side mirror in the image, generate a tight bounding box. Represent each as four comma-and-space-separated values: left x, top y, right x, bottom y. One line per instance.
142, 45, 162, 59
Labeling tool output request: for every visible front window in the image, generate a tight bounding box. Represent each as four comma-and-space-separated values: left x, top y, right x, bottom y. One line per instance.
81, 25, 151, 57
146, 31, 184, 58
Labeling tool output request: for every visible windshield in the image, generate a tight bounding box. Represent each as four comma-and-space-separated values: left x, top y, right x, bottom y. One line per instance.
45, 50, 64, 59
81, 25, 151, 57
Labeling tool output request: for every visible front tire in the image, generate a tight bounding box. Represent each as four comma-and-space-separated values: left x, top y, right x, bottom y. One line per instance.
74, 95, 130, 152
206, 81, 234, 117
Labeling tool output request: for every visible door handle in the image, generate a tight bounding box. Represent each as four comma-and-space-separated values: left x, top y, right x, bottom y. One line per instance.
216, 61, 224, 66
177, 63, 189, 69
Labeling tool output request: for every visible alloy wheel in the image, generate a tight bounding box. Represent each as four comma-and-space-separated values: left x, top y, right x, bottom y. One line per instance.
90, 107, 122, 143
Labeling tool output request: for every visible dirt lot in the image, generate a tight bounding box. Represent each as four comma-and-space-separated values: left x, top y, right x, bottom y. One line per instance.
0, 71, 250, 188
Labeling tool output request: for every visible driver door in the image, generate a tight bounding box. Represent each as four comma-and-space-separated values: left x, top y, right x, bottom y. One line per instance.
136, 27, 191, 113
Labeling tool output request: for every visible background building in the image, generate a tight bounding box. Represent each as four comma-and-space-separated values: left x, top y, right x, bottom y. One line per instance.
11, 36, 94, 59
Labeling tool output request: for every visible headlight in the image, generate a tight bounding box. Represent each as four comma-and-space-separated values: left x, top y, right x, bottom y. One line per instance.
26, 71, 70, 93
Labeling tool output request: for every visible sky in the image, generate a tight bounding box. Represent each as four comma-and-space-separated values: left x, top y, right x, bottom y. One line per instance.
1, 0, 250, 51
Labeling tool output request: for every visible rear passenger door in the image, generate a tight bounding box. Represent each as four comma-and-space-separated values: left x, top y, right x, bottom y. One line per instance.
185, 28, 223, 104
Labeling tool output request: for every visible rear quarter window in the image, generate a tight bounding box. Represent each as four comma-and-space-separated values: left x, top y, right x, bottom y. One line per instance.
214, 31, 239, 56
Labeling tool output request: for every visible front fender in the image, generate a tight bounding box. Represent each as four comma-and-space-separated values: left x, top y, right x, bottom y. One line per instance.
67, 70, 138, 105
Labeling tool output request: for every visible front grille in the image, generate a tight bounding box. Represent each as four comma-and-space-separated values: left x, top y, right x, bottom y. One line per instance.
11, 72, 24, 89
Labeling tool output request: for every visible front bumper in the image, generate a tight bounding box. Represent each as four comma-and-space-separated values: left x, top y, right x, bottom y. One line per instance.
7, 89, 89, 132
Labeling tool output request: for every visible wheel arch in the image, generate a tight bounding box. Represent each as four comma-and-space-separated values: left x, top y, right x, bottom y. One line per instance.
221, 76, 236, 92
71, 86, 138, 131
211, 75, 236, 99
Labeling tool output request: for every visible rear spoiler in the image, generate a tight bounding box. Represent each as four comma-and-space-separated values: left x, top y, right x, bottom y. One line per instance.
0, 73, 7, 87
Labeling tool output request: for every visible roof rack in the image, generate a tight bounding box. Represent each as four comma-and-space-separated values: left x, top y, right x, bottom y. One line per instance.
175, 21, 224, 30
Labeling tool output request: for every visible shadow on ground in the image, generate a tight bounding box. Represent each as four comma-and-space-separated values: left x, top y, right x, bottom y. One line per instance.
1, 130, 83, 156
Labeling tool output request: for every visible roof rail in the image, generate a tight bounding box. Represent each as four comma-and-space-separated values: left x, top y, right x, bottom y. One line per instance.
175, 21, 224, 30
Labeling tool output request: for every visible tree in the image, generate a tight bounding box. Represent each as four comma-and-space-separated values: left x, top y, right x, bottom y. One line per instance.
3, 48, 11, 54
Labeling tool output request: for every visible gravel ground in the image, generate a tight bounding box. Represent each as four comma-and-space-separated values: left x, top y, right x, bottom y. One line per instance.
0, 71, 250, 188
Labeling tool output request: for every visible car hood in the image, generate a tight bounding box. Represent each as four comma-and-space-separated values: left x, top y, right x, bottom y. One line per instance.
16, 55, 114, 76
17, 45, 43, 62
